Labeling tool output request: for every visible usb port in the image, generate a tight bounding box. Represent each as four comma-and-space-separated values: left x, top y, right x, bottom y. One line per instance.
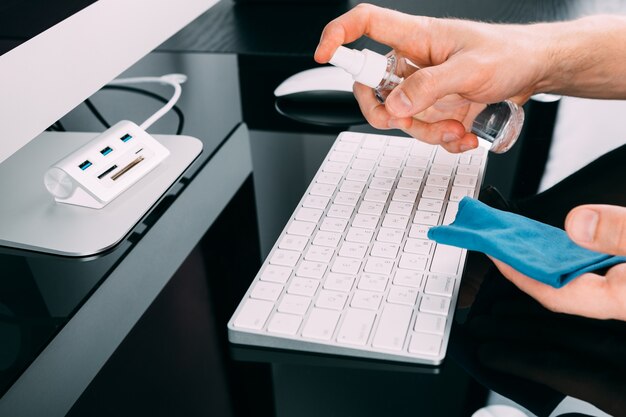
79, 160, 92, 171
120, 134, 132, 142
100, 146, 113, 156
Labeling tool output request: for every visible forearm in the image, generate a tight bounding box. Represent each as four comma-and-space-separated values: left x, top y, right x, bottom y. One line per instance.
536, 15, 626, 99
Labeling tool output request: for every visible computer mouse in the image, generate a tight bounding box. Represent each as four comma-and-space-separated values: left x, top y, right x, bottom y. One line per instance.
472, 405, 529, 417
273, 66, 366, 127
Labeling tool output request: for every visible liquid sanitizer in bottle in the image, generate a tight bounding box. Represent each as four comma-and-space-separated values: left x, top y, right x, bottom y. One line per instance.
329, 46, 524, 153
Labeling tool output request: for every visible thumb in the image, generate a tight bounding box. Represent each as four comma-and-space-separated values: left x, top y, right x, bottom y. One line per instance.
565, 204, 626, 256
385, 59, 466, 118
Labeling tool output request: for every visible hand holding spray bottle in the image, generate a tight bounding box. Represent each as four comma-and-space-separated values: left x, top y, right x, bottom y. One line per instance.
329, 46, 524, 153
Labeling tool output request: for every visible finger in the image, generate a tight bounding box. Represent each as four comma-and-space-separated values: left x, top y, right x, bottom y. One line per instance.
385, 59, 471, 118
491, 257, 619, 320
353, 82, 392, 129
566, 204, 626, 256
314, 4, 429, 63
389, 117, 478, 152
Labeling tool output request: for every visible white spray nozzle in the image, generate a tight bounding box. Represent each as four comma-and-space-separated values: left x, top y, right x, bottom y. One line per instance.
328, 46, 388, 89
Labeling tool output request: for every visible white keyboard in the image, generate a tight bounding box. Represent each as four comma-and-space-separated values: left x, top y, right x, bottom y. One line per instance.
228, 131, 487, 365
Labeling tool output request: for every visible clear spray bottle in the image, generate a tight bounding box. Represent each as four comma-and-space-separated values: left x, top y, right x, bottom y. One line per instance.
329, 46, 524, 153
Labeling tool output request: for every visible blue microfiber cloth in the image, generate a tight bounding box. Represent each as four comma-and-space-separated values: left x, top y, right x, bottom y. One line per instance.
427, 197, 626, 288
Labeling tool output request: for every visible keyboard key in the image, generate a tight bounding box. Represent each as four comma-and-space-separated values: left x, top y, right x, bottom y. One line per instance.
430, 244, 462, 275
410, 142, 435, 157
402, 167, 426, 179
287, 220, 317, 237
268, 313, 303, 335
260, 265, 292, 284
392, 189, 418, 203
334, 191, 359, 206
470, 156, 483, 166
429, 163, 453, 176
433, 148, 457, 165
331, 257, 362, 275
406, 156, 429, 168
305, 245, 334, 263
442, 202, 459, 225
383, 214, 410, 230
288, 277, 320, 297
399, 254, 428, 271
313, 231, 342, 248
393, 270, 423, 288
339, 132, 363, 143
364, 257, 394, 275
422, 185, 447, 200
295, 207, 323, 223
459, 154, 472, 165
413, 210, 440, 226
335, 141, 359, 153
337, 308, 376, 346
339, 241, 369, 259
346, 169, 370, 182
279, 235, 308, 252
302, 195, 330, 209
364, 189, 390, 203
302, 308, 341, 340
457, 165, 479, 176
234, 299, 274, 330
341, 180, 366, 194
370, 242, 400, 259
251, 282, 283, 301
352, 213, 380, 229
454, 175, 478, 188
357, 148, 380, 160
329, 151, 352, 163
320, 217, 348, 233
270, 249, 300, 267
424, 275, 456, 297
387, 201, 413, 216
372, 304, 412, 351
351, 158, 376, 171
362, 135, 386, 149
310, 183, 336, 197
397, 177, 421, 191
322, 161, 348, 174
426, 175, 451, 188
419, 295, 451, 315
409, 224, 431, 239
324, 273, 355, 292
409, 333, 442, 356
374, 167, 399, 179
296, 261, 327, 279
316, 289, 349, 310
379, 156, 403, 169
376, 227, 404, 244
358, 201, 385, 216
414, 312, 446, 336
317, 172, 342, 186
384, 147, 407, 158
357, 273, 389, 292
404, 238, 433, 255
278, 293, 311, 315
346, 227, 375, 243
389, 137, 412, 148
369, 177, 395, 191
387, 285, 419, 306
449, 186, 474, 202
418, 198, 444, 213
351, 290, 383, 310
327, 204, 354, 219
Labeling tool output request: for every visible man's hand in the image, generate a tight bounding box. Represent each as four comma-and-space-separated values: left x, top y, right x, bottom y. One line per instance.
493, 204, 626, 321
314, 4, 550, 152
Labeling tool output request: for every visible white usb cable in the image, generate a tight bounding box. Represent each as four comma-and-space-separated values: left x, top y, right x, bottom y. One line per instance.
106, 73, 187, 130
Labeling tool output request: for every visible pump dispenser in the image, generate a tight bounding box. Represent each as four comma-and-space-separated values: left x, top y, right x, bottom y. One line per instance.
329, 46, 524, 154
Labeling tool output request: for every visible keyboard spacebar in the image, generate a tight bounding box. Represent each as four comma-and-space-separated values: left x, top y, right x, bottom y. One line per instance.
430, 244, 462, 275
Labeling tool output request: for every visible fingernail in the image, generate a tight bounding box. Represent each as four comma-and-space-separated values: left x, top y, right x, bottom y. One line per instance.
459, 144, 473, 152
388, 89, 412, 113
443, 133, 459, 143
569, 208, 598, 243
